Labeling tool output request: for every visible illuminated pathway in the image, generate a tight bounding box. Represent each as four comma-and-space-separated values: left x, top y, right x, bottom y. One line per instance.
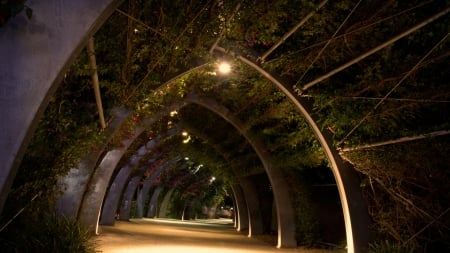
97, 218, 338, 253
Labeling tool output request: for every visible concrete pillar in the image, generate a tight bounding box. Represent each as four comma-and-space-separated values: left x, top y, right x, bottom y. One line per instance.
0, 0, 123, 214
240, 177, 263, 236
118, 176, 141, 221
159, 188, 175, 218
99, 137, 163, 225
136, 162, 177, 218
78, 149, 127, 233
230, 184, 248, 231
231, 192, 238, 228
55, 154, 100, 218
56, 107, 129, 219
79, 110, 183, 230
147, 186, 163, 218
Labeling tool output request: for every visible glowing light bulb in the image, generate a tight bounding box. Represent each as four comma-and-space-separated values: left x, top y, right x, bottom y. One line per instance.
218, 62, 231, 74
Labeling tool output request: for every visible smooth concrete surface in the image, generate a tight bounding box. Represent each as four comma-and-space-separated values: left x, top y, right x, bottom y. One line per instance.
230, 184, 249, 231
97, 218, 339, 253
0, 0, 122, 214
57, 107, 130, 219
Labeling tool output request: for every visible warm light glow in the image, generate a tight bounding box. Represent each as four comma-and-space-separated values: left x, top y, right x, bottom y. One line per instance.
182, 136, 191, 144
182, 131, 191, 143
218, 62, 231, 74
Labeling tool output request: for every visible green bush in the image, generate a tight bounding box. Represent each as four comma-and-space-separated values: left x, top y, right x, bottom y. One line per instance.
0, 212, 98, 253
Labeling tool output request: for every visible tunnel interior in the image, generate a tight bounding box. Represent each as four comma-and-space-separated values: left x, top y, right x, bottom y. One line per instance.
0, 0, 449, 252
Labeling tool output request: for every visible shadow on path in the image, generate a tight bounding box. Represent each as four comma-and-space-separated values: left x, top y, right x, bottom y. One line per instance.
97, 218, 340, 253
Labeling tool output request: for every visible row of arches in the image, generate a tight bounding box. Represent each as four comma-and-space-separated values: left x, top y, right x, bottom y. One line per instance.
0, 1, 382, 252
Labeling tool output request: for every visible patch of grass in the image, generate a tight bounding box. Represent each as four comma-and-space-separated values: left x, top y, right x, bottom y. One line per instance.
0, 212, 98, 253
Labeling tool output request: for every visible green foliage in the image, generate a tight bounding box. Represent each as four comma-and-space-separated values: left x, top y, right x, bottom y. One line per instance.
0, 212, 98, 253
6, 0, 450, 251
346, 136, 450, 251
283, 169, 321, 246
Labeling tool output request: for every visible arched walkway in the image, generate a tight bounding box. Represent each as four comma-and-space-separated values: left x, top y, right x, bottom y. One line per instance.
0, 1, 371, 252
98, 218, 328, 253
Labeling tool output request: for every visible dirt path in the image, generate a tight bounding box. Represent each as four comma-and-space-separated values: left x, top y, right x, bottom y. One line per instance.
96, 218, 340, 253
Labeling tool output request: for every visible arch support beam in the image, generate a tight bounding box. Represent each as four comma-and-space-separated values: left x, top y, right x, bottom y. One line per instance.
0, 0, 123, 214
185, 93, 297, 248
100, 128, 180, 225
214, 47, 372, 253
56, 107, 129, 219
240, 177, 263, 236
230, 184, 249, 231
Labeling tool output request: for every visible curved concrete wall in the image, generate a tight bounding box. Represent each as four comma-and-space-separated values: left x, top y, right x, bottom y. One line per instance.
219, 50, 371, 252
0, 0, 123, 213
79, 103, 186, 230
56, 107, 129, 218
100, 129, 180, 225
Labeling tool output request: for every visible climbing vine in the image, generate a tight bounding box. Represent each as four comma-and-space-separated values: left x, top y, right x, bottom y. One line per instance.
3, 0, 449, 251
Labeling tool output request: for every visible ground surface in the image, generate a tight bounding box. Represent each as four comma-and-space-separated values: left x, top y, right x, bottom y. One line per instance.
97, 218, 341, 253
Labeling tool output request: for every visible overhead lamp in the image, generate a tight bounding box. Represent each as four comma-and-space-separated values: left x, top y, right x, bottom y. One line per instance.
218, 61, 231, 74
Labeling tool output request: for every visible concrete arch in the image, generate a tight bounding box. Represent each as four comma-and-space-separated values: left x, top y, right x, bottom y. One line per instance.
56, 107, 130, 219
184, 93, 297, 248
180, 120, 257, 235
0, 0, 123, 213
146, 186, 163, 218
0, 1, 369, 251
100, 127, 181, 225
230, 184, 249, 232
117, 156, 163, 221
78, 102, 187, 231
121, 159, 185, 220
158, 188, 175, 218
239, 177, 264, 236
214, 47, 371, 253
136, 161, 183, 218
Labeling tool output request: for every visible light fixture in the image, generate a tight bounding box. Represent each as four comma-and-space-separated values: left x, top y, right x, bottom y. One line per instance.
218, 61, 231, 74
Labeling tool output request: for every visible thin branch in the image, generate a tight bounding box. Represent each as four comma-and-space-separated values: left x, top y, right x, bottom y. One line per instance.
209, 3, 241, 54
300, 7, 450, 91
125, 0, 213, 103
296, 0, 363, 86
338, 31, 450, 146
265, 0, 434, 65
403, 208, 450, 246
115, 8, 165, 38
340, 130, 450, 152
258, 0, 328, 63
